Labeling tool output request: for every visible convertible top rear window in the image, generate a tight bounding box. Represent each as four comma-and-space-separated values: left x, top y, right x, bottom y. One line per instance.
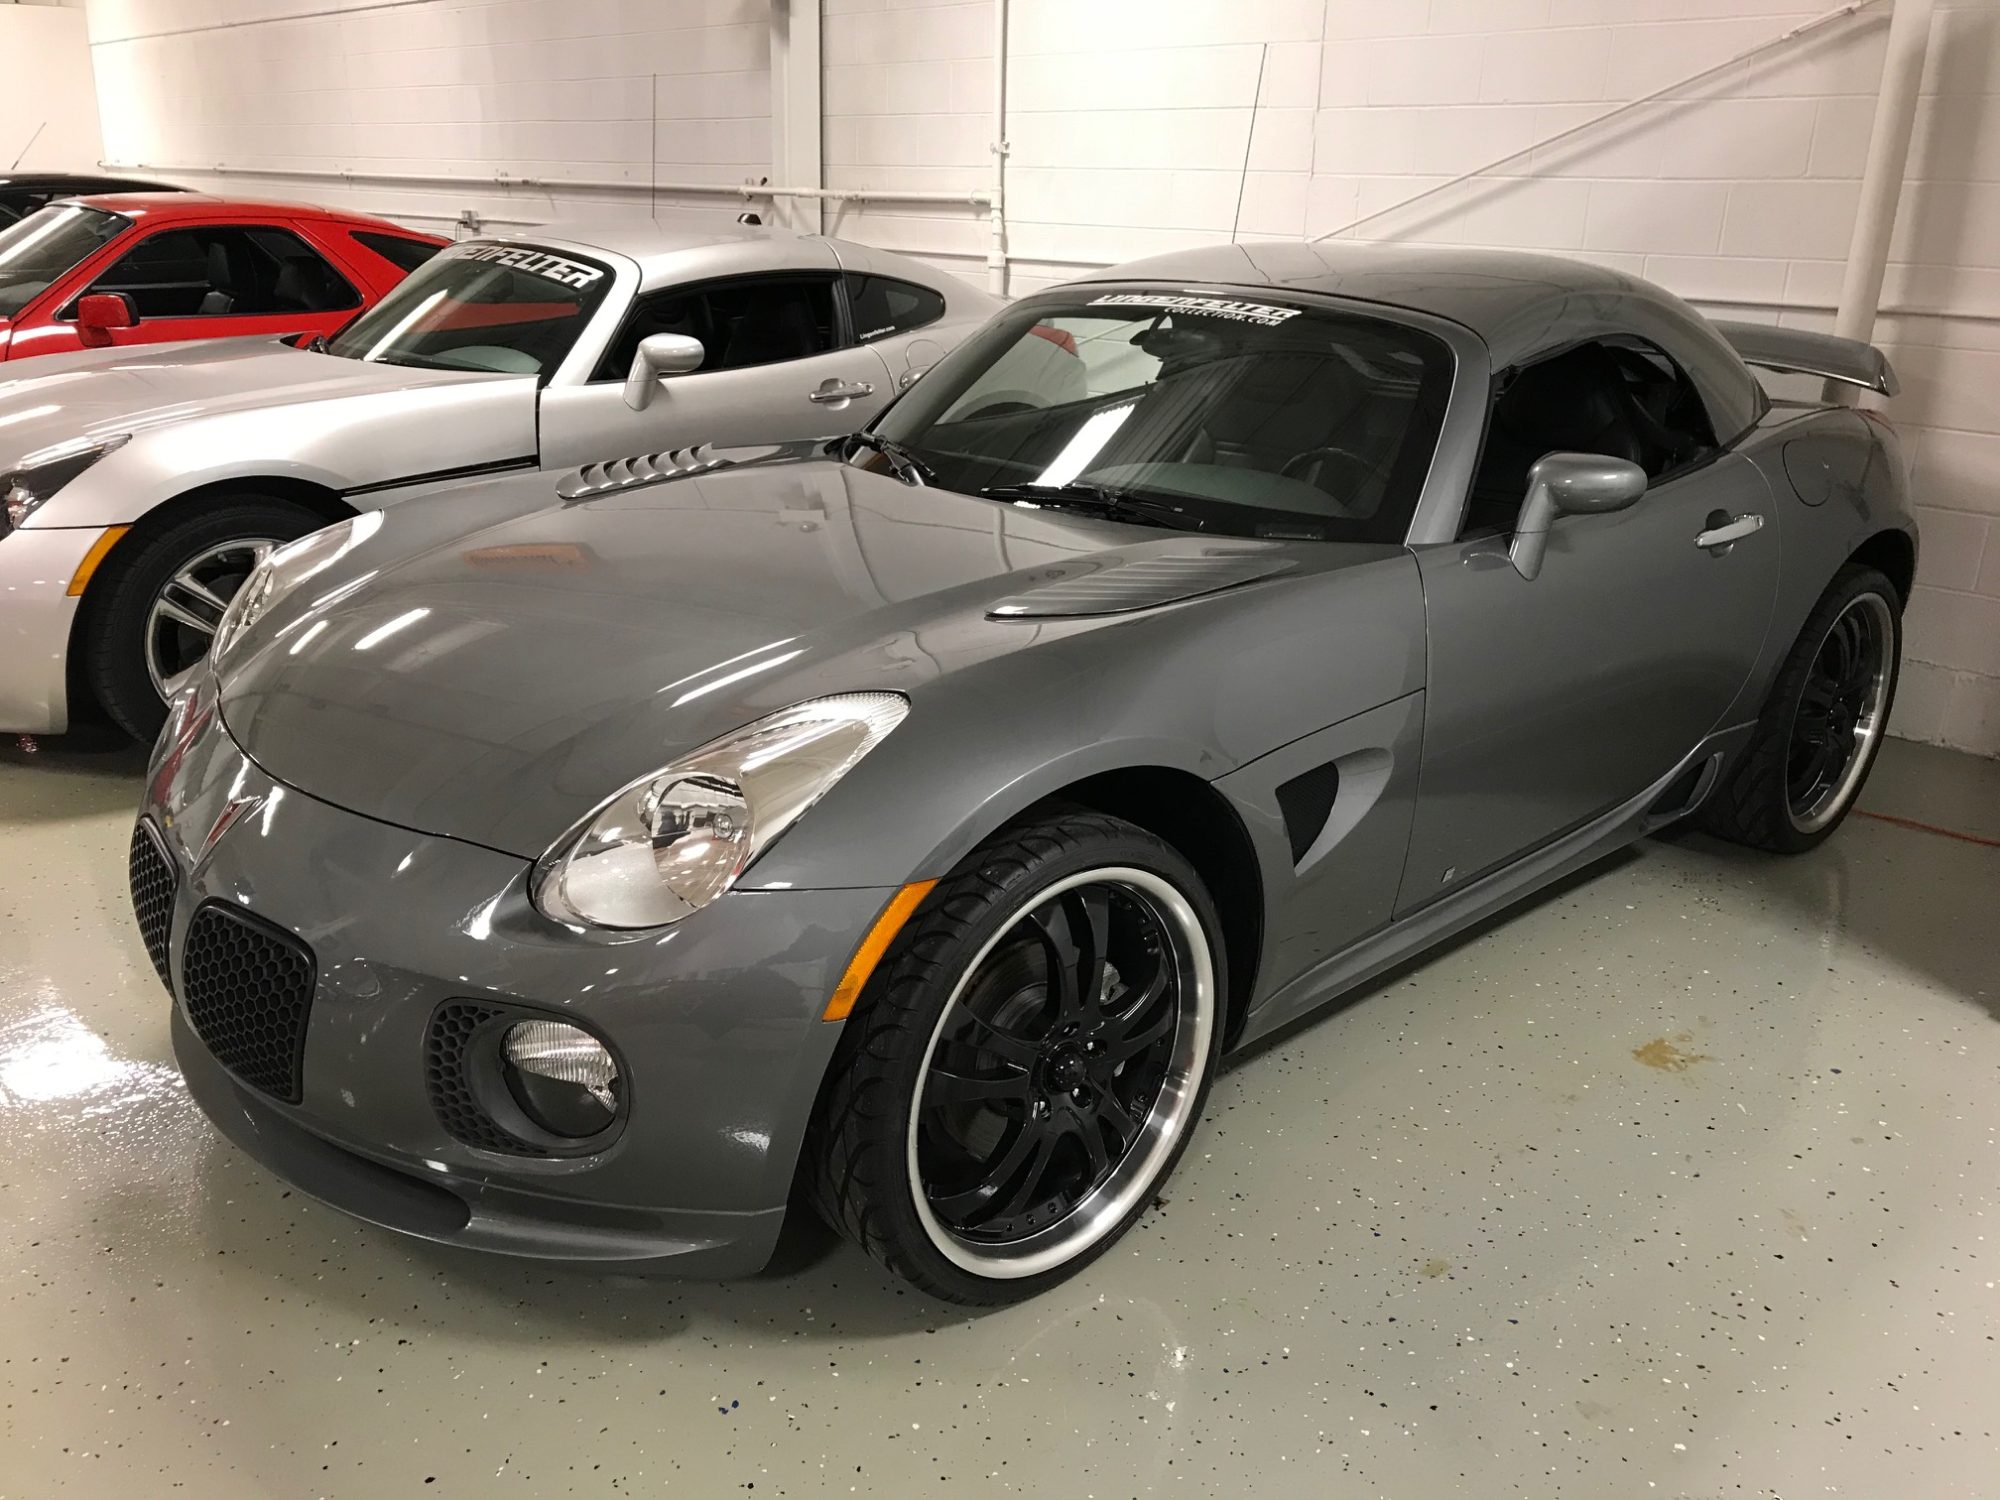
869, 284, 1453, 544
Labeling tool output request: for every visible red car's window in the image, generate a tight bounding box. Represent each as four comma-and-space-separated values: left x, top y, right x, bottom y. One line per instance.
80, 224, 360, 319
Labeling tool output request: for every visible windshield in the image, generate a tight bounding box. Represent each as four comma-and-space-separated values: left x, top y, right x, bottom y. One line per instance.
866, 286, 1453, 542
0, 205, 128, 318
325, 242, 612, 375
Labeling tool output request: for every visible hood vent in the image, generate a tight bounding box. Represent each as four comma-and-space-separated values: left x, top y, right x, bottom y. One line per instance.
556, 438, 818, 501
987, 550, 1295, 620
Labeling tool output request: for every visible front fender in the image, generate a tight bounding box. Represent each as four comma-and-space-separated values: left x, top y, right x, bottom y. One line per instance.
740, 549, 1428, 891
17, 380, 538, 529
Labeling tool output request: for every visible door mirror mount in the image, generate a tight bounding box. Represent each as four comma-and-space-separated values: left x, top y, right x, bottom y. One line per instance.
75, 292, 139, 348
623, 333, 705, 411
1508, 452, 1648, 581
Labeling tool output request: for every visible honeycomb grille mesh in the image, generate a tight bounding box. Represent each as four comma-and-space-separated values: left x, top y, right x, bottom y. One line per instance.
424, 1002, 549, 1157
181, 905, 316, 1104
128, 824, 176, 990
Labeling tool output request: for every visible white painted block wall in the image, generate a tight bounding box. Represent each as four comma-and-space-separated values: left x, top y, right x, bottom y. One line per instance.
0, 5, 104, 174
70, 0, 2000, 754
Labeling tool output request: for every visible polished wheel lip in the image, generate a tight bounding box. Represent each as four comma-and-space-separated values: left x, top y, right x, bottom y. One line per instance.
1785, 590, 1894, 835
145, 538, 278, 701
906, 865, 1214, 1281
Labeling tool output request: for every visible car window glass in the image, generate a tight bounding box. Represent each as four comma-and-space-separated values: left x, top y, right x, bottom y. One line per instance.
871, 289, 1454, 544
324, 243, 613, 376
1463, 337, 1720, 536
844, 273, 943, 343
0, 204, 128, 318
592, 276, 839, 380
86, 225, 360, 319
351, 230, 441, 275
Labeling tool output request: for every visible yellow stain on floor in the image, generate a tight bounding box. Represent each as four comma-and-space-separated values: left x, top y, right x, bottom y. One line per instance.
1632, 1032, 1712, 1072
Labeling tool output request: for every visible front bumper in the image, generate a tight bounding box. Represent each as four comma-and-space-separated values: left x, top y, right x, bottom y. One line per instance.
143, 698, 893, 1274
0, 524, 104, 733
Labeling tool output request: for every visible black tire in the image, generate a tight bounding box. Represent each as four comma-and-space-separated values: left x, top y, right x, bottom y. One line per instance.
82, 498, 322, 741
1699, 563, 1901, 855
805, 810, 1226, 1304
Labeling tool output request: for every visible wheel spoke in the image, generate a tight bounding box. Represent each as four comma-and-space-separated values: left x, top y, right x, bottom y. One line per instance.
1024, 888, 1110, 1022
939, 1002, 1039, 1070
930, 1116, 1055, 1227
1102, 1006, 1174, 1066
154, 595, 219, 636
1064, 1105, 1114, 1178
173, 572, 233, 614
926, 1062, 1031, 1107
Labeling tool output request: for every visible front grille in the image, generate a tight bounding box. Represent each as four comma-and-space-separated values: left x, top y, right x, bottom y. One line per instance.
424, 1002, 550, 1157
128, 823, 176, 990
181, 904, 317, 1104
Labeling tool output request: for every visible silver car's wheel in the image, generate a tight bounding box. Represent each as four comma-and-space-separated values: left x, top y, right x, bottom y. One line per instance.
81, 497, 320, 742
1700, 562, 1902, 856
145, 538, 279, 701
1785, 591, 1895, 835
806, 812, 1226, 1304
907, 867, 1214, 1278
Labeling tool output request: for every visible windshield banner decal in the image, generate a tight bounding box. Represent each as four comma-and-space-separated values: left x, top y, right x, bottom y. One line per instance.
456, 245, 605, 290
1087, 292, 1301, 327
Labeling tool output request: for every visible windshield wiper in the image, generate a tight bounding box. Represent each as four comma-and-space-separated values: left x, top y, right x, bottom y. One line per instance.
840, 430, 937, 486
979, 482, 1207, 532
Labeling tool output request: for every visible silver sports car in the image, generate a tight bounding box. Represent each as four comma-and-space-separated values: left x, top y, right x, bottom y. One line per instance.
0, 223, 995, 738
134, 241, 1914, 1304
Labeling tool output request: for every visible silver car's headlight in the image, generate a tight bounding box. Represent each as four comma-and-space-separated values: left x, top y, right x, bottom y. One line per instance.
535, 693, 909, 930
210, 510, 383, 665
2, 433, 131, 530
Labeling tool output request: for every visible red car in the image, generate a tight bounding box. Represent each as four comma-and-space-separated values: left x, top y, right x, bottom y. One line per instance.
0, 194, 446, 364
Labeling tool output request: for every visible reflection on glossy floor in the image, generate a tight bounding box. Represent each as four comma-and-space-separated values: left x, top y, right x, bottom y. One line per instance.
2, 734, 1996, 1498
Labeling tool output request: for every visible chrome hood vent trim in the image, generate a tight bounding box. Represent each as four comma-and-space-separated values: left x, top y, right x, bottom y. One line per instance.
556, 438, 820, 501
988, 549, 1295, 620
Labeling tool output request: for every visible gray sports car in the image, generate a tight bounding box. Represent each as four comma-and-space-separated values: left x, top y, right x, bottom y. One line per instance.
0, 222, 994, 740
133, 241, 1915, 1304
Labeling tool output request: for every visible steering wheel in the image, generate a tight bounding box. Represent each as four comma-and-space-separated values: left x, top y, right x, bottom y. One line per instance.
1281, 446, 1381, 505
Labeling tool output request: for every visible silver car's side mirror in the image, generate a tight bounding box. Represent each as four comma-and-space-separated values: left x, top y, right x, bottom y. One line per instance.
623, 333, 705, 411
1508, 452, 1648, 580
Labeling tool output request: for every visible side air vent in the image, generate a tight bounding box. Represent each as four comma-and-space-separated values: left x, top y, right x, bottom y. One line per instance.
988, 550, 1294, 620
556, 437, 817, 501
1275, 763, 1342, 866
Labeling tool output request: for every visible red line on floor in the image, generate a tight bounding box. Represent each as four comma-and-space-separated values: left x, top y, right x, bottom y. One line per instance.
1854, 808, 2000, 849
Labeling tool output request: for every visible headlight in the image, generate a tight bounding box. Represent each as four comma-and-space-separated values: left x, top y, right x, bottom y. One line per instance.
535, 692, 909, 930
2, 433, 131, 530
209, 510, 383, 665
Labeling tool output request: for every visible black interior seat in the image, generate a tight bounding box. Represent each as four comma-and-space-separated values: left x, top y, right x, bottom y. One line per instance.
718, 296, 817, 368
197, 239, 240, 315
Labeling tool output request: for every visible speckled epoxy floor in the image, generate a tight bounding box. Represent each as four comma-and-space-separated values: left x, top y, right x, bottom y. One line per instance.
1, 736, 1995, 1498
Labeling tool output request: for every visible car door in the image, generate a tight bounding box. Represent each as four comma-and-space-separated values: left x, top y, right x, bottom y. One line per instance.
536, 271, 898, 470
1394, 337, 1780, 917
48, 219, 365, 351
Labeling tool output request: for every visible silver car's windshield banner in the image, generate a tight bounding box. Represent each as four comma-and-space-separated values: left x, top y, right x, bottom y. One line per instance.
1087, 292, 1301, 327
456, 245, 605, 290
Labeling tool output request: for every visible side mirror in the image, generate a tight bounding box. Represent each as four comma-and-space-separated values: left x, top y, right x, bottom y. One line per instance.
76, 293, 138, 348
623, 332, 705, 411
1508, 452, 1648, 580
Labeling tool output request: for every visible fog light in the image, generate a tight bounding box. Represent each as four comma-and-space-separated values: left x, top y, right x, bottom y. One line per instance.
502, 1021, 619, 1137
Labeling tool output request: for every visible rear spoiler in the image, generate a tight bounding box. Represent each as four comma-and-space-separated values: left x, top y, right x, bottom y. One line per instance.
1714, 320, 1899, 398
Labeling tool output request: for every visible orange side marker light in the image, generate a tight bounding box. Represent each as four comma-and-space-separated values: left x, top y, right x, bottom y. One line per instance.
66, 525, 130, 596
822, 879, 937, 1021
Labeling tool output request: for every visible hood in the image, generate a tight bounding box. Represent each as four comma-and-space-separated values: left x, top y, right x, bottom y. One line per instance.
218, 458, 1312, 858
0, 337, 514, 464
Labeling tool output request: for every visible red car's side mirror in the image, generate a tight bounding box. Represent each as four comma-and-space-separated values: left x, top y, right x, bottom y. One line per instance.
76, 293, 139, 347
